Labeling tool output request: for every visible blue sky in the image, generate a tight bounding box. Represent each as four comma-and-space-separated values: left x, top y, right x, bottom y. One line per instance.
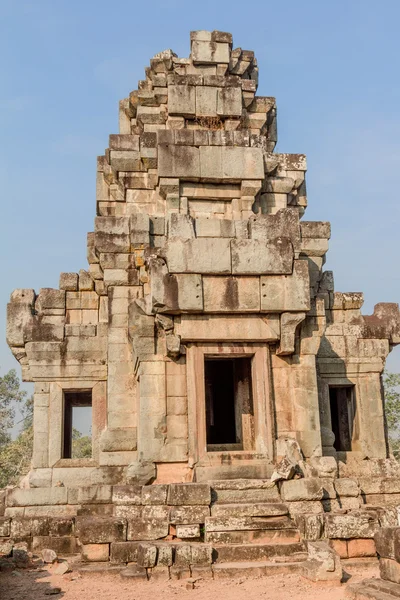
1, 0, 400, 398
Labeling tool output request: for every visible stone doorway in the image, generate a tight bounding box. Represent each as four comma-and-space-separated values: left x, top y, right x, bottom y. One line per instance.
329, 385, 355, 452
186, 343, 274, 472
205, 357, 254, 451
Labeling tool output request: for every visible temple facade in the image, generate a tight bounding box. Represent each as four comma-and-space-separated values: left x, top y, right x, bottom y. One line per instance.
6, 30, 400, 490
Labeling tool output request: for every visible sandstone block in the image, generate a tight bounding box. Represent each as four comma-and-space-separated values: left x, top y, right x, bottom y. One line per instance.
334, 479, 359, 498
100, 428, 137, 452
196, 86, 217, 116
175, 543, 192, 566
110, 541, 139, 563
142, 485, 168, 505
81, 543, 110, 562
176, 524, 200, 538
281, 478, 323, 502
324, 514, 379, 539
94, 217, 130, 253
169, 506, 210, 524
260, 260, 310, 311
374, 527, 398, 559
165, 238, 231, 274
158, 144, 200, 178
222, 147, 264, 180
77, 485, 112, 505
59, 273, 78, 291
112, 485, 142, 505
109, 134, 140, 151
295, 514, 324, 541
127, 519, 169, 541
302, 540, 342, 583
192, 40, 230, 64
203, 276, 260, 312
231, 238, 293, 275
217, 87, 242, 117
33, 536, 76, 554
137, 543, 157, 567
75, 517, 127, 544
168, 85, 196, 116
0, 518, 10, 537
380, 558, 400, 584
7, 488, 68, 507
191, 544, 213, 565
347, 538, 376, 557
157, 544, 173, 566
168, 484, 211, 506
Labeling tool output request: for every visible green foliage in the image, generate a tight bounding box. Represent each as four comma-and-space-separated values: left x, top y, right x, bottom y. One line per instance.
72, 428, 92, 459
0, 426, 33, 488
0, 369, 27, 447
383, 370, 400, 459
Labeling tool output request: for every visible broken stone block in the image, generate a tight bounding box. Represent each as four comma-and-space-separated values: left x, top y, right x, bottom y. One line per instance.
296, 514, 324, 541
41, 548, 57, 564
380, 557, 400, 584
302, 541, 342, 583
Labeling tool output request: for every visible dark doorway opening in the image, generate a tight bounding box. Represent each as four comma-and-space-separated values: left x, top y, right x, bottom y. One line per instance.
63, 391, 92, 459
205, 357, 254, 451
329, 386, 355, 452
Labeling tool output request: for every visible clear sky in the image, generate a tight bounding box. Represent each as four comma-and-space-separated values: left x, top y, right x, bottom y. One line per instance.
1, 0, 400, 404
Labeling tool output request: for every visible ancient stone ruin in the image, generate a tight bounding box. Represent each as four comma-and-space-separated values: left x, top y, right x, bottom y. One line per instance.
3, 30, 400, 581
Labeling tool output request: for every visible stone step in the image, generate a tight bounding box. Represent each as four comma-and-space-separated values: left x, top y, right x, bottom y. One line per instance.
205, 528, 300, 544
211, 502, 288, 518
196, 463, 274, 482
212, 559, 305, 579
211, 487, 281, 504
347, 579, 400, 600
212, 541, 306, 563
205, 515, 295, 532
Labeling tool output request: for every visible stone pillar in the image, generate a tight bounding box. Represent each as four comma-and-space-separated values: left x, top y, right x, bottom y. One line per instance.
272, 353, 322, 458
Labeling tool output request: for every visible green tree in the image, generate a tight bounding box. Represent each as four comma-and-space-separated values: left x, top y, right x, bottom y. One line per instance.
0, 369, 27, 448
0, 369, 33, 488
383, 370, 400, 459
71, 428, 92, 459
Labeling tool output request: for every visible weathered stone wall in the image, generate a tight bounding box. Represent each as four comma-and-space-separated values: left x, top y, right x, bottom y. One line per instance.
5, 30, 400, 488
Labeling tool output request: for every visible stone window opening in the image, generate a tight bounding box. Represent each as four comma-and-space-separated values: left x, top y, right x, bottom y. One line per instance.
329, 385, 356, 452
62, 390, 92, 459
205, 357, 255, 452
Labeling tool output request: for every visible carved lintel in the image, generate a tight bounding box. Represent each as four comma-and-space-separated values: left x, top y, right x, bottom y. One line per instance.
277, 312, 306, 356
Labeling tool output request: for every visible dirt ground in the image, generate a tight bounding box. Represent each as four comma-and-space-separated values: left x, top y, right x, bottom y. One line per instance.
0, 562, 379, 600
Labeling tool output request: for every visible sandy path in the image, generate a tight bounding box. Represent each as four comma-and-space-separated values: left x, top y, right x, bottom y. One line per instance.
0, 562, 379, 600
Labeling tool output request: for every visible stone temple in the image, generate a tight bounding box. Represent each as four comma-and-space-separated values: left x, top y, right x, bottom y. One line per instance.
4, 31, 400, 578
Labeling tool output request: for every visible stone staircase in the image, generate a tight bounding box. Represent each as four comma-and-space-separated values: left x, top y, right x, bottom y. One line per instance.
204, 480, 307, 577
